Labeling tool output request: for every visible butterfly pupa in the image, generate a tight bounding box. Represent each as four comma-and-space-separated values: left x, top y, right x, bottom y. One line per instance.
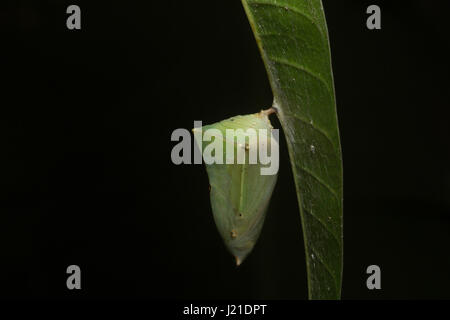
193, 109, 278, 265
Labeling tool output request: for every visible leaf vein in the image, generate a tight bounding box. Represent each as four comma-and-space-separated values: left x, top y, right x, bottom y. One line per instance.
308, 246, 338, 292
296, 165, 339, 201
247, 0, 324, 39
283, 112, 337, 150
302, 205, 341, 247
268, 55, 332, 95
259, 32, 323, 54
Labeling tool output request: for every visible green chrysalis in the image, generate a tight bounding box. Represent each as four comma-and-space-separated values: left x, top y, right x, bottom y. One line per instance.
193, 109, 278, 265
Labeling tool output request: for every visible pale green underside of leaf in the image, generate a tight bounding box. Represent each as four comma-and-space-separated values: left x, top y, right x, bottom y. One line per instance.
240, 0, 343, 299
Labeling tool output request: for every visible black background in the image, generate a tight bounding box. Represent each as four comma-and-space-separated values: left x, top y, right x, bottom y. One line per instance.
1, 0, 449, 300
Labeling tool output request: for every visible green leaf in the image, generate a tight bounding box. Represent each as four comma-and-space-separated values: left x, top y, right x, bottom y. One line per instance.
240, 0, 343, 299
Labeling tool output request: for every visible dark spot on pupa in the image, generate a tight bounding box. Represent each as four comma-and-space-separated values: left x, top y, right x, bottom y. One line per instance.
238, 213, 243, 218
